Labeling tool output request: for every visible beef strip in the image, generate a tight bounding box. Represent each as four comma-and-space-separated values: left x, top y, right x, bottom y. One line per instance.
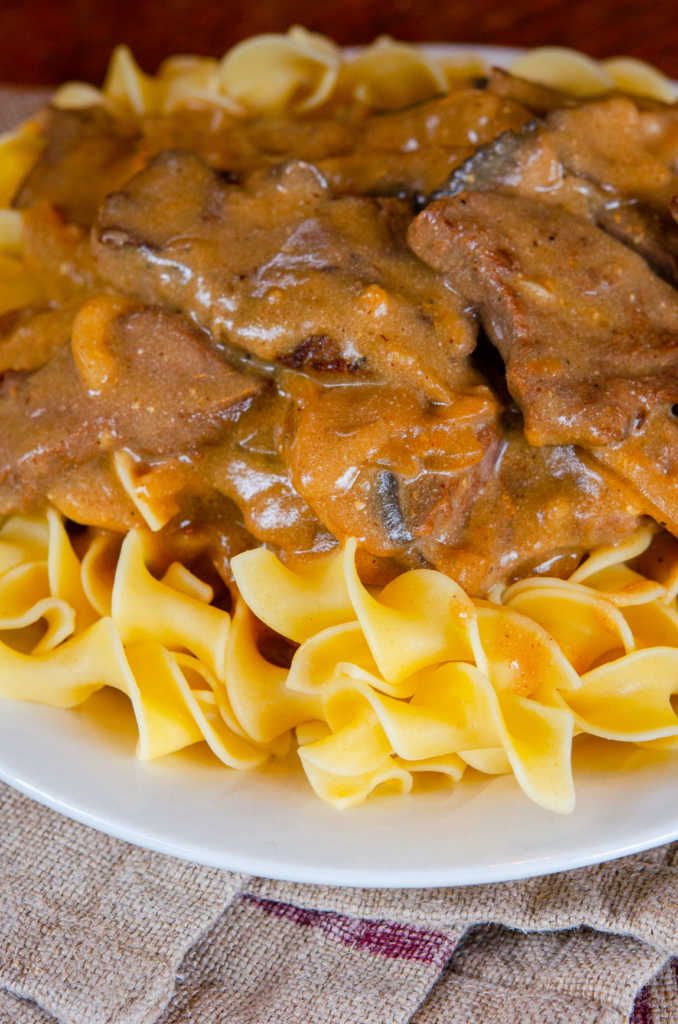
202, 389, 335, 556
0, 305, 75, 373
439, 431, 644, 594
92, 149, 513, 561
14, 107, 143, 227
283, 380, 501, 565
0, 305, 261, 514
484, 68, 577, 115
15, 90, 532, 230
408, 191, 678, 532
93, 151, 477, 401
434, 95, 678, 285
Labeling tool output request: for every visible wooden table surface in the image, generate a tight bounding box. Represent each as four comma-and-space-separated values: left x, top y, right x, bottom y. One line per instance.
1, 0, 677, 86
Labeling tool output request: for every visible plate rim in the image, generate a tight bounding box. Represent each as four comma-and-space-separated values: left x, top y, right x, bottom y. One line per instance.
1, 758, 677, 888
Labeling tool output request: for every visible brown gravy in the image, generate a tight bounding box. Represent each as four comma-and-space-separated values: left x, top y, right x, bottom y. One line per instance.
3, 75, 677, 593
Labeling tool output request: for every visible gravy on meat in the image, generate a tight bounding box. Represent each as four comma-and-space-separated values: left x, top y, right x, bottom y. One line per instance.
2, 72, 678, 593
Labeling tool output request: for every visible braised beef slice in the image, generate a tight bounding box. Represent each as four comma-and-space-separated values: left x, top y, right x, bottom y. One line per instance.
434, 96, 678, 285
439, 432, 644, 594
484, 68, 577, 115
93, 151, 477, 401
283, 383, 501, 565
14, 107, 143, 227
203, 389, 334, 556
408, 191, 678, 531
0, 307, 261, 513
0, 306, 75, 373
16, 90, 532, 236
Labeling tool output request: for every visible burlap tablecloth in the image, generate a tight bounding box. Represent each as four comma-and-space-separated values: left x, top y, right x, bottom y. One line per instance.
0, 783, 676, 1024
0, 86, 676, 1024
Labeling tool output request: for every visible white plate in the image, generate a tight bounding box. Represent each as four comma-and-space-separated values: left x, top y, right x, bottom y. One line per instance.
1, 46, 677, 887
0, 692, 676, 886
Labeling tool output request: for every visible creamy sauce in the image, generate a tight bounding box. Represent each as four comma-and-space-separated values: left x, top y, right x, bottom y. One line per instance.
3, 78, 676, 592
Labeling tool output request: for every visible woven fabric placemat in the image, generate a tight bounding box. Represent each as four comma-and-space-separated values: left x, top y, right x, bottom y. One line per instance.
0, 784, 676, 1023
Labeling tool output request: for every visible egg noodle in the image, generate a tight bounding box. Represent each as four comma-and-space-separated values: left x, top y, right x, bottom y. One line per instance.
1, 509, 677, 811
0, 33, 676, 811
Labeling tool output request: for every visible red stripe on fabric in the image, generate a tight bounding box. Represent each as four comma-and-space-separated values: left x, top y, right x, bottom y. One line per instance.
630, 982, 654, 1024
243, 894, 456, 966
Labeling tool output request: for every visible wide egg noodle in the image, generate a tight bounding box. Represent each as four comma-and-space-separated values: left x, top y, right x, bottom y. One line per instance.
231, 544, 354, 643
124, 641, 266, 768
157, 57, 238, 115
103, 44, 163, 115
475, 604, 581, 694
0, 561, 74, 652
112, 451, 181, 533
458, 747, 511, 775
400, 663, 575, 811
342, 538, 483, 685
298, 756, 413, 810
46, 508, 98, 631
171, 649, 297, 757
51, 82, 105, 110
90, 36, 676, 121
623, 598, 678, 649
0, 617, 125, 707
218, 27, 340, 115
569, 528, 655, 584
509, 47, 615, 96
559, 648, 678, 742
339, 36, 447, 108
79, 531, 121, 616
160, 562, 214, 604
224, 598, 321, 744
601, 57, 677, 102
0, 513, 49, 575
298, 703, 393, 776
299, 659, 574, 812
573, 564, 665, 608
0, 510, 95, 652
503, 579, 635, 673
112, 530, 230, 678
287, 621, 417, 699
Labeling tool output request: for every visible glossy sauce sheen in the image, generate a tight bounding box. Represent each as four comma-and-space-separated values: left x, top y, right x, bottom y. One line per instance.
2, 73, 677, 593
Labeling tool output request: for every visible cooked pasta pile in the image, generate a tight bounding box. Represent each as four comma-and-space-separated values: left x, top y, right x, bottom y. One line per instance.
0, 509, 677, 810
0, 34, 677, 811
60, 31, 678, 116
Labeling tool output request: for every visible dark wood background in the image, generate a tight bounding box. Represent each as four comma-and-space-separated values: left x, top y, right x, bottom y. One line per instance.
1, 0, 677, 85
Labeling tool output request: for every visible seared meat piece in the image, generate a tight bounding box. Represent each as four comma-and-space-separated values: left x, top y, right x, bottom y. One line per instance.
94, 151, 476, 401
284, 382, 501, 565
0, 306, 75, 373
440, 432, 644, 595
203, 390, 334, 556
0, 305, 261, 514
14, 107, 143, 227
15, 89, 531, 234
484, 68, 577, 115
409, 191, 678, 531
434, 96, 678, 284
93, 149, 510, 563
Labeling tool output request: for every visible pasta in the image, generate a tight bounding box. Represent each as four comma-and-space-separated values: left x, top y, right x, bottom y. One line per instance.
0, 34, 676, 813
40, 32, 676, 118
0, 507, 676, 811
